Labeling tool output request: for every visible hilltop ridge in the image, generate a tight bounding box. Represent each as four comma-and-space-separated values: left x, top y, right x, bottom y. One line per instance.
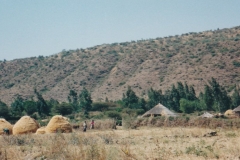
1, 26, 240, 104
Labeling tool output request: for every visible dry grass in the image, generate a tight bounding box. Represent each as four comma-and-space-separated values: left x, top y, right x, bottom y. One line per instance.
1, 126, 240, 160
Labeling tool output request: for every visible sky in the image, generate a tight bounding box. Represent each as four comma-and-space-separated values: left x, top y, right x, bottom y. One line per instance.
0, 0, 240, 61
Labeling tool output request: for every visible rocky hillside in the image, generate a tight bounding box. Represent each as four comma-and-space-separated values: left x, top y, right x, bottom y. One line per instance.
1, 26, 240, 104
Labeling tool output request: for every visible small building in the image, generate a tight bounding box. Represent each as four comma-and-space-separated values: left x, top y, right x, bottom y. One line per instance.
142, 103, 177, 117
233, 106, 240, 117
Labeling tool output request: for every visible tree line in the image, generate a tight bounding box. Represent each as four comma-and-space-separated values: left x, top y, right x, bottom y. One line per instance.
0, 78, 240, 119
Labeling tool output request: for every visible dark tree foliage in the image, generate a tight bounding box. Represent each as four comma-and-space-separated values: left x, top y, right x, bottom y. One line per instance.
0, 100, 9, 118
122, 86, 139, 109
106, 111, 122, 120
46, 98, 59, 111
177, 82, 186, 99
68, 90, 79, 111
188, 86, 197, 101
170, 85, 181, 112
179, 99, 204, 113
203, 85, 214, 111
11, 95, 24, 116
147, 88, 164, 109
52, 102, 73, 115
92, 102, 110, 111
232, 87, 240, 108
208, 78, 231, 112
79, 87, 92, 117
34, 89, 50, 116
24, 100, 37, 115
139, 98, 148, 111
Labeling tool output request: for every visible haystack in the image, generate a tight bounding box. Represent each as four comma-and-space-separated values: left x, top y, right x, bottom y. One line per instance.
224, 109, 235, 117
0, 118, 13, 135
36, 127, 46, 134
200, 112, 214, 118
142, 103, 177, 117
45, 115, 72, 133
13, 116, 40, 135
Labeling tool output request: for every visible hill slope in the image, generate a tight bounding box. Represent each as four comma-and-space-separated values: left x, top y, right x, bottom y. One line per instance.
1, 26, 240, 104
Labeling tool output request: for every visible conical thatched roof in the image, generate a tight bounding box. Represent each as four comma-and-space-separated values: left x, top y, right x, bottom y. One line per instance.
233, 106, 240, 112
200, 112, 214, 118
142, 103, 177, 117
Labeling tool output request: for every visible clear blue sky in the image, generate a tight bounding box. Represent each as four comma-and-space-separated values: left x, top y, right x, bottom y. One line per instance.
1, 0, 240, 60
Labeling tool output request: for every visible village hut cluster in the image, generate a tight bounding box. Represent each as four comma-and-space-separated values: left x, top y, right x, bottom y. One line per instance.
141, 103, 240, 119
1, 103, 240, 136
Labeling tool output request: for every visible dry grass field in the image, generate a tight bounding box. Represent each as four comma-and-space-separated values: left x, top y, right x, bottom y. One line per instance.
1, 126, 240, 160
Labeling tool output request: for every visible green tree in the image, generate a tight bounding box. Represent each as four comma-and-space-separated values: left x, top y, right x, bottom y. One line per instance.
46, 98, 59, 113
139, 98, 147, 111
68, 90, 79, 111
203, 85, 214, 111
177, 82, 186, 99
122, 86, 139, 109
184, 82, 190, 100
23, 100, 37, 115
188, 85, 197, 101
170, 85, 180, 112
209, 78, 222, 112
219, 87, 231, 111
79, 87, 92, 117
34, 89, 50, 116
147, 88, 164, 109
209, 78, 231, 112
179, 99, 204, 113
92, 102, 109, 111
52, 102, 73, 115
11, 95, 24, 116
232, 87, 240, 108
0, 100, 9, 118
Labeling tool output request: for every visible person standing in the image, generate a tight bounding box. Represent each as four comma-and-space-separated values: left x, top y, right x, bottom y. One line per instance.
90, 120, 94, 129
83, 121, 87, 132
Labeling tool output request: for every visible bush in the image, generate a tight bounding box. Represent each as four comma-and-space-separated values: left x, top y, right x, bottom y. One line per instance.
52, 103, 73, 115
0, 101, 9, 118
24, 101, 37, 115
180, 99, 205, 113
233, 61, 240, 67
105, 111, 122, 120
92, 102, 113, 111
121, 108, 144, 116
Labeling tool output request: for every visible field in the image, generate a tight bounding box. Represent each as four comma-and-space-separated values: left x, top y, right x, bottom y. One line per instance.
1, 124, 240, 160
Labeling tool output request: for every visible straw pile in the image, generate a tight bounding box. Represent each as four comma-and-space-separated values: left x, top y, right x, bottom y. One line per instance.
45, 115, 72, 133
13, 116, 40, 135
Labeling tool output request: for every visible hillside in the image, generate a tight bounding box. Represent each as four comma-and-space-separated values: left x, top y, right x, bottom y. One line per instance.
1, 26, 240, 104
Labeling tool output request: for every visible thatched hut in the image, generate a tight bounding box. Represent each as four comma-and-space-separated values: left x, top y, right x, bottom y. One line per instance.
142, 103, 177, 117
233, 106, 240, 117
